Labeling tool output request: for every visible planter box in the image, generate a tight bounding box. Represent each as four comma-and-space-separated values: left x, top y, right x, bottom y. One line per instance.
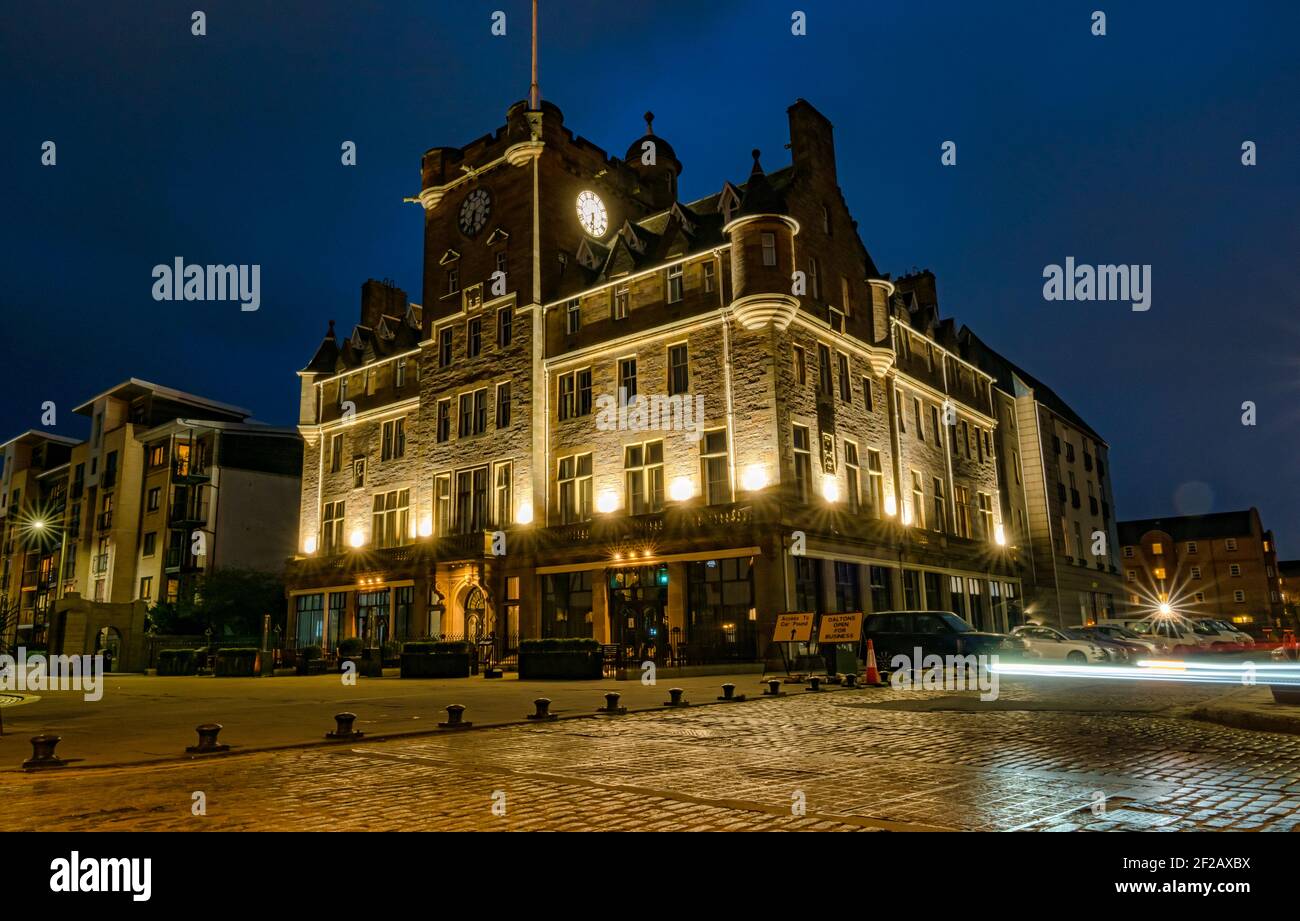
400, 653, 471, 679
213, 651, 260, 677
157, 651, 200, 676
518, 650, 604, 680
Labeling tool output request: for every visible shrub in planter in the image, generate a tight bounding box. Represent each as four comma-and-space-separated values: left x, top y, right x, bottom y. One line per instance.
296, 645, 327, 675
338, 637, 363, 657
401, 640, 471, 678
518, 637, 603, 679
157, 648, 200, 676
213, 647, 260, 677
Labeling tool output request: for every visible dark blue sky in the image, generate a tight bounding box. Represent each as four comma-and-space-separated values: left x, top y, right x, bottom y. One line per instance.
3, 1, 1297, 547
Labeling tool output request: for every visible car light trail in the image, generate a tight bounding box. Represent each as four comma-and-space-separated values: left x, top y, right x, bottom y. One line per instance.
988, 659, 1300, 687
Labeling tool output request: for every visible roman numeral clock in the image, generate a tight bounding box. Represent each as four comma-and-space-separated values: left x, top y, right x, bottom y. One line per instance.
458, 187, 492, 237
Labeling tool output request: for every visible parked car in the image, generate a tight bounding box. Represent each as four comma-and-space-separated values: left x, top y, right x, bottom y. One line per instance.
1064, 627, 1144, 662
1191, 618, 1255, 649
861, 611, 1016, 671
1071, 623, 1164, 657
1123, 612, 1221, 654
1010, 625, 1108, 663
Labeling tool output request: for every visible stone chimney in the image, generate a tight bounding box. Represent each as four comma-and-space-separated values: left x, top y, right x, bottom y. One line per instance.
359, 278, 408, 329
787, 99, 836, 184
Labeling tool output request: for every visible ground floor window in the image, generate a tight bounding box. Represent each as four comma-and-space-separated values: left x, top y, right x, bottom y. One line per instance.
393, 586, 414, 641
903, 570, 922, 610
357, 590, 390, 647
542, 571, 594, 639
869, 566, 892, 611
609, 566, 669, 658
327, 592, 346, 649
923, 571, 942, 610
968, 579, 986, 630
794, 557, 823, 613
687, 558, 756, 661
950, 575, 967, 621
833, 561, 861, 612
295, 594, 324, 648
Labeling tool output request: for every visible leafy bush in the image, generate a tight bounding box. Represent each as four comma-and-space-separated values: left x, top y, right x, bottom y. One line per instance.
157, 649, 200, 676
382, 641, 402, 659
432, 641, 471, 654
338, 637, 363, 657
402, 641, 436, 654
300, 645, 322, 661
216, 647, 259, 656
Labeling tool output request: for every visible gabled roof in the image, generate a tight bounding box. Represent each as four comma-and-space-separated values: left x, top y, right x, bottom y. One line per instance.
960, 328, 1107, 445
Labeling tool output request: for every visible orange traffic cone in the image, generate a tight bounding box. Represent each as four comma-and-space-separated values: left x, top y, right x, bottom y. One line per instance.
864, 639, 882, 686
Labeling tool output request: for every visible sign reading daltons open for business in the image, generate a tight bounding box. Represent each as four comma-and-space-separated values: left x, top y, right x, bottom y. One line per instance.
817, 612, 863, 644
773, 613, 815, 643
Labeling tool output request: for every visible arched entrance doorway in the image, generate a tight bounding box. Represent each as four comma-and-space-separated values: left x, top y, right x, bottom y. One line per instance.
463, 586, 487, 644
96, 626, 122, 673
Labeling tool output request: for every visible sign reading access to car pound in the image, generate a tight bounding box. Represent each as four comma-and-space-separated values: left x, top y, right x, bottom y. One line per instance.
817, 612, 863, 645
774, 613, 815, 643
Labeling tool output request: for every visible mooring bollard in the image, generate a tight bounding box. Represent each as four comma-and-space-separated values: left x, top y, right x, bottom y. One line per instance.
22, 734, 66, 770
842, 673, 858, 688
597, 692, 626, 715
806, 675, 822, 692
716, 682, 747, 702
763, 679, 786, 697
186, 723, 230, 754
438, 704, 472, 729
663, 687, 689, 707
527, 697, 557, 721
326, 712, 364, 740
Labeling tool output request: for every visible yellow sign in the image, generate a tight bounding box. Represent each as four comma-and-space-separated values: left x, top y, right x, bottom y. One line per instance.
818, 612, 863, 644
773, 612, 815, 643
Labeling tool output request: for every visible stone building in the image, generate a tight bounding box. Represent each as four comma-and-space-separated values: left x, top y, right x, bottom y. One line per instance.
284, 98, 1031, 662
1118, 509, 1288, 638
962, 330, 1126, 626
0, 379, 302, 662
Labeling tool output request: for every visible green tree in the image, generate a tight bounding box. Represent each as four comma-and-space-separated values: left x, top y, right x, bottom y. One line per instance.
147, 568, 285, 638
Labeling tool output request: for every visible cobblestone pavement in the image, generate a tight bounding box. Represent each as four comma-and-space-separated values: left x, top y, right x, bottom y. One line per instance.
4, 678, 1300, 831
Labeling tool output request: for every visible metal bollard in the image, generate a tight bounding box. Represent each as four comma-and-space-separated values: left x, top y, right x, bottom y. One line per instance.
663, 687, 689, 707
326, 712, 364, 740
763, 679, 786, 697
716, 682, 747, 702
186, 723, 230, 754
597, 692, 626, 715
527, 697, 558, 721
806, 675, 822, 692
842, 673, 858, 688
23, 734, 66, 770
438, 704, 472, 729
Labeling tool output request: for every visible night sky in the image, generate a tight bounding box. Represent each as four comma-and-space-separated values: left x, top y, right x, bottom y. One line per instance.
3, 2, 1297, 547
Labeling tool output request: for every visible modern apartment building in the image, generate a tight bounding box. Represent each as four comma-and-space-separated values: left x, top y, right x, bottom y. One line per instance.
0, 379, 302, 657
1118, 509, 1288, 637
962, 330, 1125, 626
285, 98, 1030, 662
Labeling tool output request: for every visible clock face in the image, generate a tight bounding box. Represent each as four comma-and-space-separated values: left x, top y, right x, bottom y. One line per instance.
458, 188, 491, 237
576, 190, 608, 238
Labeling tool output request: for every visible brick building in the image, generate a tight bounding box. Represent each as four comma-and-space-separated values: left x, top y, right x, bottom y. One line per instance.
1118, 509, 1288, 637
0, 379, 302, 658
285, 97, 1038, 662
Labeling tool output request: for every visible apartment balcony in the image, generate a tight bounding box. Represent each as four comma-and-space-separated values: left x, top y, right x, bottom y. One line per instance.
171, 461, 211, 484
168, 501, 209, 527
164, 546, 204, 572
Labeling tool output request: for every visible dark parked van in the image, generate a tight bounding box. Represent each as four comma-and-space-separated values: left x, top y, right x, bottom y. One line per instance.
862, 610, 1016, 670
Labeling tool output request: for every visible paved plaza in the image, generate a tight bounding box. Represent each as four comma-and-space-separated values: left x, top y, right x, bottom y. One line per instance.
4, 674, 1300, 831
